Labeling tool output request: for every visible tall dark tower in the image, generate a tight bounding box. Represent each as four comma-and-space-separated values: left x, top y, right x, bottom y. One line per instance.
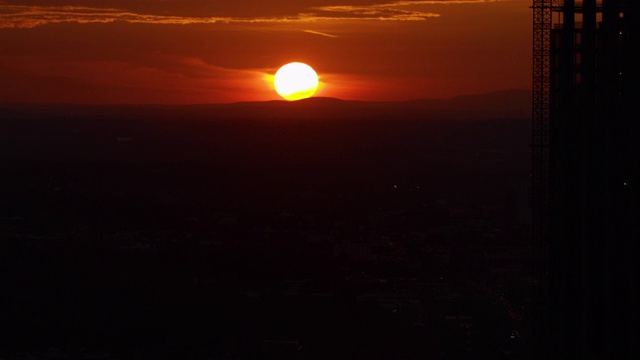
533, 0, 639, 358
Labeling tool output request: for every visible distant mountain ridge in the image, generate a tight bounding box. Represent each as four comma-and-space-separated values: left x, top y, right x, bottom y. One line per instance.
233, 89, 531, 118
1, 89, 531, 120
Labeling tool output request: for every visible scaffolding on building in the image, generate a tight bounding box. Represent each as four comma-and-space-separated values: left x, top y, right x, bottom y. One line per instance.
531, 0, 554, 247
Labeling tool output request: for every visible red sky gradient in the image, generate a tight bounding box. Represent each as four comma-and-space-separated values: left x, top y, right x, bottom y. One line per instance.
0, 0, 532, 104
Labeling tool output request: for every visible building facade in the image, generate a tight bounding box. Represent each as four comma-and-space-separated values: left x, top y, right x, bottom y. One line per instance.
546, 0, 638, 358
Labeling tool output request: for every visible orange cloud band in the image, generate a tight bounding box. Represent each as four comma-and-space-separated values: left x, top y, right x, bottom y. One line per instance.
0, 1, 506, 29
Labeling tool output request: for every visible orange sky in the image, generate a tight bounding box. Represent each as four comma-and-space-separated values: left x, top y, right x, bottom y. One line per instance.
0, 0, 532, 104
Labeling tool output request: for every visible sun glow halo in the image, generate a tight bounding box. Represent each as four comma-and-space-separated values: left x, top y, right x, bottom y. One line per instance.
274, 62, 319, 101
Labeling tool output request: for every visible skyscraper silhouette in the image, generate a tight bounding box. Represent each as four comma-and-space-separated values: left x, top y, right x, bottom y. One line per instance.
533, 1, 638, 358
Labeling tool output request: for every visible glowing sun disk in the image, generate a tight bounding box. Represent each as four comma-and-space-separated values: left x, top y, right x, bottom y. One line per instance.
274, 62, 319, 101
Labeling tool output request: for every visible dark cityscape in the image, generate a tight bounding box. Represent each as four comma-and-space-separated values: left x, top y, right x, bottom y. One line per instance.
1, 94, 540, 359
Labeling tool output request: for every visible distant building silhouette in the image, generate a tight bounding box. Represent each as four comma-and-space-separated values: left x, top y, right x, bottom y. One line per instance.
533, 0, 638, 358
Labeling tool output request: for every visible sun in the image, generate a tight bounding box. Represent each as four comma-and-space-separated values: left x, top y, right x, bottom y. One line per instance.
274, 62, 319, 101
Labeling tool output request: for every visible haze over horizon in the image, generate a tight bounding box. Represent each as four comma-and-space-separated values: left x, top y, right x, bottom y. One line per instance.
1, 89, 532, 121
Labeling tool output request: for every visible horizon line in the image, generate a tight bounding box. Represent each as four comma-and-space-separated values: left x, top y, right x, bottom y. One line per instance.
0, 89, 531, 107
